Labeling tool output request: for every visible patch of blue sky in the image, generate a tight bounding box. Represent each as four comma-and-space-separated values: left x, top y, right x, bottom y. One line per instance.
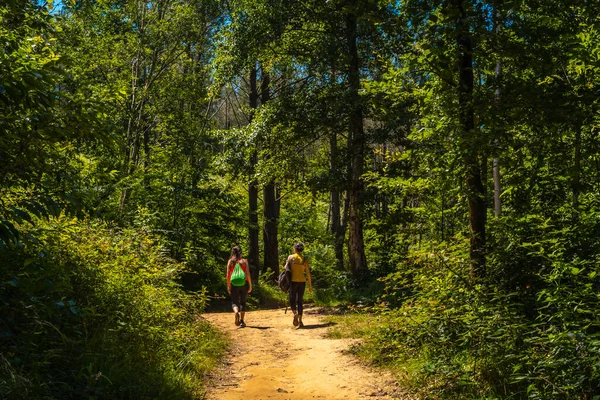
39, 0, 65, 14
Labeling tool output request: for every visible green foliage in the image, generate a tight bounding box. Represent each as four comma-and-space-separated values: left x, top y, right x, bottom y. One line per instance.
0, 1, 104, 247
0, 218, 225, 399
52, 0, 239, 294
4, 0, 600, 398
334, 224, 600, 399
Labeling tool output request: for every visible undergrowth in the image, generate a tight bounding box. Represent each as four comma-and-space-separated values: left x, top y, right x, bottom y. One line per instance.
0, 217, 226, 399
327, 227, 600, 399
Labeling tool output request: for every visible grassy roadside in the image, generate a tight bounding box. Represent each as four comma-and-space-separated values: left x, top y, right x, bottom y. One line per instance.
0, 218, 227, 400
321, 307, 516, 400
322, 311, 427, 400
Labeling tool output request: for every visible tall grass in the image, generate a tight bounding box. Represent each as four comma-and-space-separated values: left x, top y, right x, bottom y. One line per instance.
0, 217, 226, 399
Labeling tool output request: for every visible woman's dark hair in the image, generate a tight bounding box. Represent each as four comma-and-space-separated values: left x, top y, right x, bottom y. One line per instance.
293, 242, 304, 253
230, 245, 242, 263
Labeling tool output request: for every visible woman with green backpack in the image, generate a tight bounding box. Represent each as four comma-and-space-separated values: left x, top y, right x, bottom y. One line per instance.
226, 245, 252, 327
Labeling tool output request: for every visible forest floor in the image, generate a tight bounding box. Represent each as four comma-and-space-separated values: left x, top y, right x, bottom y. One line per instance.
202, 306, 406, 400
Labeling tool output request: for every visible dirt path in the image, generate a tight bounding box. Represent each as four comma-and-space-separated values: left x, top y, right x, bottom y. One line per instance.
202, 307, 404, 400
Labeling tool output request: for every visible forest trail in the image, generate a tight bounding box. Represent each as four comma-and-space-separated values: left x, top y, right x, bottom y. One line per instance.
202, 307, 404, 400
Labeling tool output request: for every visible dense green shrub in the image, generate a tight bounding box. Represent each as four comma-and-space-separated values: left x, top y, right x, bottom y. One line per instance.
355, 225, 600, 399
0, 218, 225, 400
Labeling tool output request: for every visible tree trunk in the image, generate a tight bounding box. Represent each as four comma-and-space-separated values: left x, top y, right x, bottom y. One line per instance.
263, 182, 279, 277
492, 57, 502, 218
493, 157, 501, 217
345, 10, 367, 278
330, 132, 344, 269
119, 53, 141, 212
330, 133, 340, 235
493, 2, 502, 218
248, 65, 260, 281
260, 71, 279, 279
456, 0, 486, 276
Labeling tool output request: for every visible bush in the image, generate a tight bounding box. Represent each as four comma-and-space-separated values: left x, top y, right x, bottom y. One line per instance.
0, 217, 225, 399
346, 227, 600, 399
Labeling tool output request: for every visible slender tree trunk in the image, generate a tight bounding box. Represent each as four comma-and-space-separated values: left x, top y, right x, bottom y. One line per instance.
493, 157, 501, 217
248, 65, 260, 281
329, 66, 345, 270
345, 10, 367, 278
119, 3, 147, 212
327, 202, 332, 234
493, 2, 502, 218
456, 0, 486, 276
263, 182, 278, 276
492, 59, 502, 218
260, 71, 279, 279
330, 132, 344, 269
119, 53, 141, 212
332, 189, 345, 269
341, 189, 350, 266
330, 132, 340, 235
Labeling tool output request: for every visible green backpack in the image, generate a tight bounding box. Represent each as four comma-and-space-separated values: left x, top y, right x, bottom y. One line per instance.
230, 262, 247, 286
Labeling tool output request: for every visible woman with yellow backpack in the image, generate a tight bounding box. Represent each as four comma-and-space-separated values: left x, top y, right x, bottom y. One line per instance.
226, 245, 252, 327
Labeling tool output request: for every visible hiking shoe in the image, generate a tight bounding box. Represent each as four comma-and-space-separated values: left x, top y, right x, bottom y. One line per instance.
298, 321, 304, 328
239, 320, 246, 328
235, 312, 240, 326
293, 314, 299, 327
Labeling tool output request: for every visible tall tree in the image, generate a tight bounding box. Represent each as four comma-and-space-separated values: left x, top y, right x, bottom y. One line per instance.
345, 2, 368, 277
261, 69, 281, 278
330, 130, 345, 269
454, 0, 486, 275
492, 1, 503, 218
248, 65, 260, 280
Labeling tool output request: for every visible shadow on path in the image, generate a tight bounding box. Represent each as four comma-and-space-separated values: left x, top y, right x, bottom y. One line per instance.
298, 322, 337, 330
245, 326, 271, 330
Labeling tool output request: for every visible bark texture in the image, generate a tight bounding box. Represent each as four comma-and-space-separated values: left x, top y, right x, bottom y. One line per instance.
345, 10, 367, 277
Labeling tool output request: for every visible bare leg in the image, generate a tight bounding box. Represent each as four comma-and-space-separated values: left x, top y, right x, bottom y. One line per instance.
233, 305, 240, 326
